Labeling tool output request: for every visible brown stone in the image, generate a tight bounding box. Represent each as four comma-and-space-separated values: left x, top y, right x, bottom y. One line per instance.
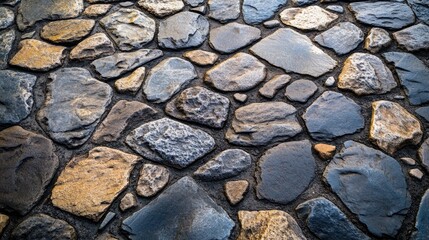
114, 67, 146, 94
83, 4, 112, 17
41, 19, 95, 43
183, 50, 218, 66
70, 33, 115, 61
136, 164, 170, 197
314, 143, 336, 160
0, 214, 9, 235
224, 180, 249, 205
120, 193, 137, 211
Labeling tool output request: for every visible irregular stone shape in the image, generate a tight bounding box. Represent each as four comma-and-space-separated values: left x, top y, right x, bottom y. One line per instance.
410, 169, 424, 180
416, 107, 429, 122
293, 0, 316, 6
194, 149, 252, 181
314, 143, 336, 160
41, 19, 95, 43
70, 33, 115, 61
0, 126, 58, 215
314, 22, 363, 55
383, 52, 429, 106
324, 76, 335, 87
17, 0, 84, 30
263, 20, 281, 28
257, 140, 315, 204
136, 164, 169, 197
412, 188, 429, 239
122, 177, 235, 240
237, 210, 306, 240
208, 0, 240, 22
285, 79, 318, 103
120, 193, 137, 211
166, 87, 230, 128
37, 68, 112, 147
234, 93, 248, 103
100, 9, 156, 51
0, 214, 9, 235
114, 67, 146, 94
138, 0, 184, 17
338, 53, 396, 95
10, 39, 66, 71
224, 180, 248, 205
209, 23, 261, 54
0, 70, 36, 124
91, 49, 163, 79
259, 74, 291, 98
143, 57, 197, 103
324, 141, 411, 237
303, 91, 364, 141
226, 102, 302, 146
190, 5, 206, 14
205, 53, 266, 91
0, 29, 15, 69
51, 147, 140, 221
296, 197, 370, 240
83, 4, 112, 17
349, 1, 415, 30
280, 6, 338, 31
185, 0, 204, 7
126, 118, 215, 169
393, 23, 429, 52
326, 5, 344, 13
242, 0, 287, 25
11, 214, 76, 240
158, 11, 209, 49
420, 139, 429, 173
250, 28, 337, 77
93, 100, 157, 144
365, 28, 391, 53
183, 50, 218, 66
401, 157, 417, 166
99, 212, 115, 230
0, 7, 14, 30
370, 101, 423, 154
407, 0, 429, 25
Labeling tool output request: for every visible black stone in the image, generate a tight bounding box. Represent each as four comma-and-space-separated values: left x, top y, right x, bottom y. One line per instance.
11, 214, 76, 240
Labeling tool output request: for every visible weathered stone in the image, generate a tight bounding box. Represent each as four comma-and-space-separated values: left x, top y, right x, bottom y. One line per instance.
416, 107, 429, 122
96, 233, 118, 240
324, 76, 335, 87
99, 212, 115, 230
410, 169, 424, 180
209, 22, 261, 54
0, 7, 14, 30
120, 193, 137, 211
314, 143, 336, 160
257, 140, 315, 204
250, 28, 337, 77
226, 102, 302, 146
91, 49, 163, 79
224, 180, 248, 205
393, 23, 429, 52
20, 31, 35, 39
92, 100, 157, 144
285, 79, 318, 103
365, 28, 391, 53
204, 53, 266, 91
37, 68, 112, 147
370, 101, 422, 154
419, 138, 429, 173
119, 1, 134, 7
234, 93, 248, 103
401, 157, 417, 166
208, 0, 240, 22
338, 53, 396, 95
0, 70, 36, 124
292, 0, 316, 6
138, 0, 184, 17
324, 141, 411, 237
263, 20, 281, 28
0, 29, 15, 69
122, 177, 234, 239
114, 67, 146, 94
303, 91, 364, 141
51, 147, 140, 221
326, 5, 344, 13
407, 0, 429, 25
11, 214, 76, 240
165, 87, 230, 128
136, 164, 169, 197
101, 9, 155, 51
185, 0, 204, 7
41, 19, 95, 43
349, 1, 415, 30
259, 74, 291, 98
83, 4, 112, 17
183, 50, 218, 66
314, 22, 363, 55
143, 57, 197, 103
126, 118, 215, 169
70, 33, 115, 61
0, 214, 9, 235
10, 39, 66, 71
412, 188, 429, 239
158, 11, 209, 49
280, 6, 338, 30
243, 0, 287, 25
237, 210, 306, 240
0, 126, 58, 215
296, 197, 370, 240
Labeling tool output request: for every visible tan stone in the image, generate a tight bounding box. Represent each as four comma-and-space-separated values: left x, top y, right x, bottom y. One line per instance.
51, 147, 140, 221
41, 19, 95, 43
120, 193, 137, 212
183, 50, 218, 66
237, 210, 307, 240
224, 180, 248, 205
314, 143, 336, 160
409, 169, 424, 180
114, 67, 146, 94
83, 4, 112, 18
0, 213, 9, 235
136, 164, 169, 197
280, 6, 338, 31
138, 0, 184, 17
70, 33, 115, 61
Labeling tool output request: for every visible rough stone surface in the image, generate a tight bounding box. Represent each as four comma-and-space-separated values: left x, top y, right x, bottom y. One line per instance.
314, 22, 364, 55
70, 33, 115, 61
185, 0, 204, 7
99, 212, 115, 230
41, 19, 95, 44
11, 214, 76, 240
419, 138, 429, 173
243, 0, 287, 25
416, 107, 429, 122
224, 180, 248, 205
0, 214, 9, 235
209, 22, 261, 54
393, 23, 429, 52
0, 29, 15, 69
259, 74, 291, 98
314, 143, 336, 160
365, 28, 391, 53
119, 193, 137, 211
412, 189, 429, 239
0, 7, 14, 30
410, 169, 424, 180
114, 67, 146, 94
136, 164, 169, 197
83, 4, 112, 17
285, 79, 318, 103
208, 0, 240, 22
183, 50, 218, 66
234, 93, 248, 103
407, 0, 429, 24
137, 0, 184, 17
280, 6, 338, 31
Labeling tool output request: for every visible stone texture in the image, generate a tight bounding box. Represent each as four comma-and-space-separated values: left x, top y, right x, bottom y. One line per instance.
285, 79, 318, 103
410, 169, 424, 180
37, 68, 112, 148
137, 0, 184, 17
393, 23, 429, 52
234, 93, 248, 103
11, 214, 76, 240
0, 29, 15, 69
250, 28, 337, 77
143, 57, 197, 103
338, 53, 397, 95
208, 0, 240, 22
183, 50, 218, 66
114, 67, 146, 94
126, 118, 215, 169
41, 19, 95, 44
293, 0, 316, 6
100, 9, 156, 51
314, 143, 336, 160
99, 212, 115, 230
263, 20, 281, 28
120, 193, 137, 211
122, 177, 235, 240
303, 91, 364, 141
136, 164, 169, 197
10, 39, 66, 71
365, 28, 391, 53
226, 102, 302, 146
407, 0, 429, 25
51, 147, 140, 221
0, 7, 14, 30
209, 22, 261, 54
0, 214, 9, 235
418, 138, 429, 173
324, 76, 335, 87
412, 188, 429, 239
416, 107, 429, 122
204, 53, 266, 91
83, 4, 112, 17
237, 210, 306, 240
324, 141, 411, 237
259, 74, 291, 98
0, 70, 36, 124
314, 22, 364, 55
224, 180, 248, 205
370, 101, 423, 154
280, 6, 338, 31
165, 86, 230, 128
401, 157, 417, 166
185, 0, 204, 7
70, 33, 115, 61
326, 5, 344, 13
242, 0, 287, 25
0, 126, 58, 215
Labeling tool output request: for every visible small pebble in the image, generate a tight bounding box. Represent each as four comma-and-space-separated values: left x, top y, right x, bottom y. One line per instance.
394, 95, 405, 100
234, 93, 248, 103
326, 5, 344, 13
409, 169, 424, 180
21, 31, 35, 39
324, 76, 336, 87
120, 193, 138, 211
314, 143, 336, 160
224, 180, 249, 205
400, 157, 416, 166
263, 20, 281, 28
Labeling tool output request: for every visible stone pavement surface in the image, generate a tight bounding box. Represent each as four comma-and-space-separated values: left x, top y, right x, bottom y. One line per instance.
0, 0, 428, 239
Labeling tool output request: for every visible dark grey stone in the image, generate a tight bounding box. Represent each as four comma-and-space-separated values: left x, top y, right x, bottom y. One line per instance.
242, 0, 287, 24
208, 0, 240, 22
0, 7, 14, 30
411, 189, 429, 240
416, 107, 429, 122
314, 22, 364, 55
407, 0, 429, 25
419, 138, 429, 173
285, 79, 318, 103
209, 22, 261, 54
393, 23, 429, 52
11, 214, 76, 240
0, 29, 15, 69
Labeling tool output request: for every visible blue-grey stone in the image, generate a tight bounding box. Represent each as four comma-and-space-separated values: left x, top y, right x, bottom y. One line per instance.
0, 29, 15, 69
407, 0, 429, 25
412, 189, 429, 240
242, 0, 287, 25
416, 107, 429, 122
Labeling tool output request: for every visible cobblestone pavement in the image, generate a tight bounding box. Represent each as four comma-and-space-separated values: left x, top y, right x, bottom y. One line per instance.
0, 0, 429, 239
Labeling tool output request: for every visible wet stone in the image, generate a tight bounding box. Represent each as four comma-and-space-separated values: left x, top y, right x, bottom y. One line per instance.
303, 91, 364, 141
314, 143, 336, 160
136, 164, 169, 197
11, 214, 76, 240
324, 141, 411, 237
0, 7, 14, 30
242, 0, 287, 25
120, 193, 137, 212
126, 118, 215, 169
70, 33, 115, 61
0, 29, 15, 69
416, 107, 429, 122
165, 86, 230, 128
365, 28, 391, 53
41, 19, 95, 44
407, 0, 429, 25
137, 0, 184, 17
259, 74, 291, 98
114, 67, 146, 94
280, 6, 338, 31
0, 126, 59, 215
183, 50, 218, 66
209, 22, 261, 54
37, 68, 112, 148
314, 22, 364, 55
83, 4, 112, 17
122, 177, 235, 240
224, 180, 249, 205
0, 214, 9, 235
419, 138, 429, 173
412, 189, 429, 239
285, 79, 318, 103
208, 0, 240, 22
393, 23, 429, 52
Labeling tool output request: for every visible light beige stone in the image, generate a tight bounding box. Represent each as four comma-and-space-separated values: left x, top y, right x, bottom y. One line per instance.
280, 6, 338, 30
70, 33, 115, 61
409, 169, 424, 180
83, 4, 112, 17
41, 19, 95, 43
114, 67, 146, 94
224, 180, 248, 205
138, 0, 184, 17
183, 50, 218, 66
120, 193, 138, 211
136, 164, 169, 197
0, 213, 9, 235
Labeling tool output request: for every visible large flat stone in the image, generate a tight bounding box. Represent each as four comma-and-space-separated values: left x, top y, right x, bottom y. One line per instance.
407, 0, 429, 24
70, 33, 115, 61
209, 22, 261, 54
41, 19, 95, 44
314, 22, 364, 55
393, 23, 429, 52
137, 0, 184, 17
208, 0, 240, 22
242, 0, 287, 25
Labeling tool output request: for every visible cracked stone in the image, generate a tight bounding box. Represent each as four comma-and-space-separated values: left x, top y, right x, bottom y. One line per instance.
365, 28, 391, 53
137, 0, 184, 17
70, 33, 115, 61
224, 180, 248, 205
259, 74, 291, 98
114, 67, 146, 94
209, 22, 261, 54
11, 214, 76, 240
208, 0, 240, 22
393, 23, 429, 52
41, 19, 95, 44
183, 50, 218, 66
407, 0, 429, 25
285, 79, 318, 103
0, 29, 15, 69
136, 164, 169, 197
280, 6, 338, 31
314, 22, 364, 55
243, 0, 287, 25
